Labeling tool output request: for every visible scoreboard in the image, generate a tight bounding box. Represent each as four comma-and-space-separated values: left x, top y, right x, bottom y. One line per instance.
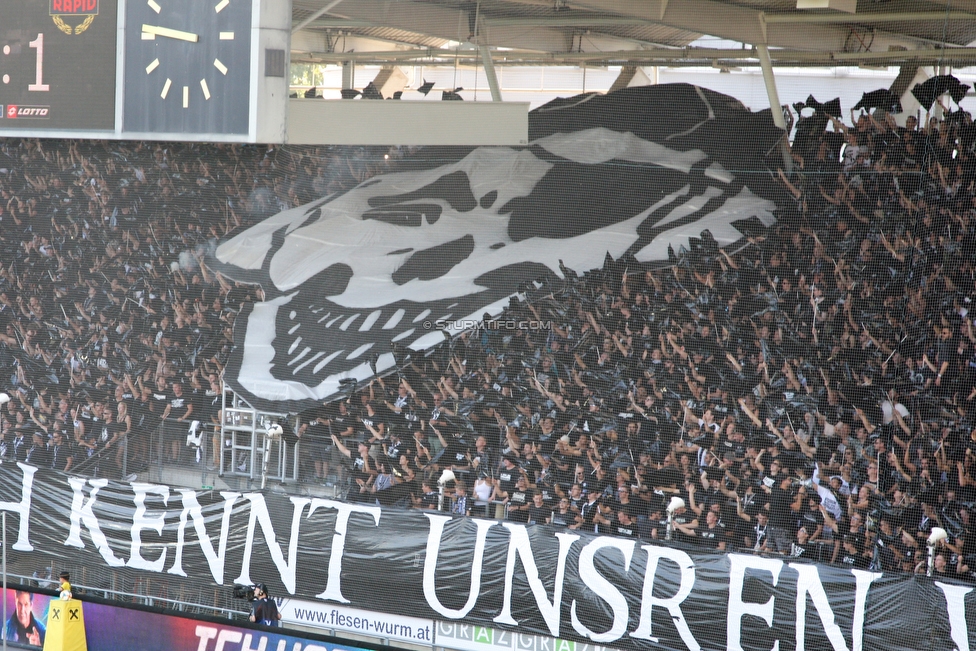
0, 0, 289, 142
0, 0, 116, 130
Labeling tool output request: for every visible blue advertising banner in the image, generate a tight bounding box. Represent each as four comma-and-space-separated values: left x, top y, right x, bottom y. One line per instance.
1, 586, 374, 651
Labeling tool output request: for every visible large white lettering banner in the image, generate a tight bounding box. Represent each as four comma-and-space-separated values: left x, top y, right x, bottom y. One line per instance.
0, 463, 972, 651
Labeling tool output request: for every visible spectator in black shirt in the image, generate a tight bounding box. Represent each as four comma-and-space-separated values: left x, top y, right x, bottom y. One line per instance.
414, 480, 439, 510
161, 381, 193, 463
298, 412, 333, 484
551, 497, 581, 529
130, 387, 154, 468
99, 410, 124, 475
693, 510, 727, 551
840, 534, 870, 569
527, 491, 551, 525
507, 476, 531, 523
9, 429, 29, 463
799, 494, 825, 542
668, 501, 698, 544
49, 431, 73, 472
496, 455, 519, 497
766, 476, 799, 554
567, 483, 585, 513
790, 527, 819, 560
579, 490, 602, 533
613, 509, 638, 538
875, 513, 905, 571
25, 433, 50, 469
332, 434, 373, 498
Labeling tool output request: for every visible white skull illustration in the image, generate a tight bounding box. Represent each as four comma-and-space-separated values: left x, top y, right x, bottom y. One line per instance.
213, 95, 780, 410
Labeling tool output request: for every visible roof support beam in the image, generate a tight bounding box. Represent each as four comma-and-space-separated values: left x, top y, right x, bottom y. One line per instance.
485, 16, 657, 27
293, 0, 346, 34
301, 11, 976, 29
325, 0, 573, 51
504, 0, 942, 50
293, 45, 976, 66
916, 0, 976, 12
763, 10, 976, 23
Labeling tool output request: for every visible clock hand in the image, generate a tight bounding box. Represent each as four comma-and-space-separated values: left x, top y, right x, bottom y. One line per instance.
141, 24, 199, 42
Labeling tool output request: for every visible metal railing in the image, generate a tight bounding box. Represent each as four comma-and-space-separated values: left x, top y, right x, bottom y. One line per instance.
0, 552, 248, 619
67, 418, 212, 483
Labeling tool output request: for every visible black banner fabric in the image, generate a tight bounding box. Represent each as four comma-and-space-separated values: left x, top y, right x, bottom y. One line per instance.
2, 462, 974, 651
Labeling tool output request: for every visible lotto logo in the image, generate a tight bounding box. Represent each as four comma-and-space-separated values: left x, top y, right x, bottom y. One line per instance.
4, 105, 50, 119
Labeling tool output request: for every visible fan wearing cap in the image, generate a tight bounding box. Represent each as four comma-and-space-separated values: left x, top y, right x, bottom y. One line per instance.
247, 584, 281, 627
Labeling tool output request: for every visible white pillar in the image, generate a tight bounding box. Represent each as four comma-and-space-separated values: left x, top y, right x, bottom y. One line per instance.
756, 43, 793, 174
479, 46, 502, 102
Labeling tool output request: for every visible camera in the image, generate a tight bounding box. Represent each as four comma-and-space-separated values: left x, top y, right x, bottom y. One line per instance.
233, 585, 258, 602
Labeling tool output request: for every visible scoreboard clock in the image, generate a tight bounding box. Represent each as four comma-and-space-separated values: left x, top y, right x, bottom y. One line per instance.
122, 0, 252, 135
0, 0, 117, 130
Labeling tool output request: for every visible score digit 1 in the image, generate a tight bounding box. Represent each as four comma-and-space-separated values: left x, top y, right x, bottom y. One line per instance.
28, 34, 49, 92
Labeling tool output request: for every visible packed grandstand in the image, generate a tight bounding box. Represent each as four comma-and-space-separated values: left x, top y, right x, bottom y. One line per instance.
2, 82, 976, 600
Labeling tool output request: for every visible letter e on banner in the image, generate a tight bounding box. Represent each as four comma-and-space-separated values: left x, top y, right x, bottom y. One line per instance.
727, 554, 783, 651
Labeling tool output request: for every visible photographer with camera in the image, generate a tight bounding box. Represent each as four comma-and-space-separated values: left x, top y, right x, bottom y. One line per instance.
247, 584, 281, 628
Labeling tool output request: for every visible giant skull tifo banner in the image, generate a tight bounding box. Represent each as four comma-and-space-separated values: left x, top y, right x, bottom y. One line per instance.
2, 463, 974, 651
210, 84, 787, 410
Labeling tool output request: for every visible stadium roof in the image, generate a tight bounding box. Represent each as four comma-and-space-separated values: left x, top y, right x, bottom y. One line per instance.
291, 0, 976, 68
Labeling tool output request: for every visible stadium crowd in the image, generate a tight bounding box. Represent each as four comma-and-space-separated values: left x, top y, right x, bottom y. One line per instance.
0, 139, 399, 476
2, 99, 976, 582
299, 104, 976, 580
